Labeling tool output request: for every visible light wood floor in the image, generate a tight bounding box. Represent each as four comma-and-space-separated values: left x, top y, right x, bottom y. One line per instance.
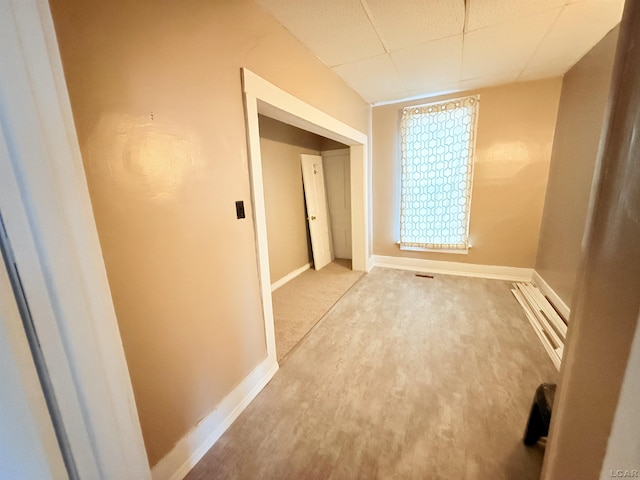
186, 267, 557, 480
272, 259, 362, 363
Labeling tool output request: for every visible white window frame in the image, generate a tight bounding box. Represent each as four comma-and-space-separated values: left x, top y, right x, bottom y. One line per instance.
399, 95, 479, 253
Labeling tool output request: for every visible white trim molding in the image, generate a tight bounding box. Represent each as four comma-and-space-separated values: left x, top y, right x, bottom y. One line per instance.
320, 148, 350, 157
531, 271, 571, 321
241, 68, 370, 367
1, 1, 150, 478
151, 357, 278, 480
372, 255, 533, 282
242, 69, 367, 147
366, 255, 376, 273
271, 263, 312, 291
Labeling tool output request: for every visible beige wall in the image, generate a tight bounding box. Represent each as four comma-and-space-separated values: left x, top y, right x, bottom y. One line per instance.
259, 116, 320, 283
49, 0, 369, 467
321, 137, 349, 151
535, 27, 619, 308
372, 78, 562, 268
543, 10, 639, 477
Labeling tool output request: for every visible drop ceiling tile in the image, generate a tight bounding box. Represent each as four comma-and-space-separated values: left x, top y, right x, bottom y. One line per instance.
363, 0, 465, 52
461, 8, 560, 80
333, 54, 408, 103
524, 0, 623, 74
518, 66, 566, 82
411, 85, 463, 99
391, 35, 463, 91
458, 70, 520, 91
466, 0, 568, 31
255, 0, 384, 66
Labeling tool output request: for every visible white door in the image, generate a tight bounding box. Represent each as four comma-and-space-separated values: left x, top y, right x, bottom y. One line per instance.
301, 154, 333, 270
0, 235, 68, 479
322, 150, 352, 259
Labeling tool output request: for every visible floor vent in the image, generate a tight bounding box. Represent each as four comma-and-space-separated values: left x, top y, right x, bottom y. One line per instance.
511, 282, 566, 370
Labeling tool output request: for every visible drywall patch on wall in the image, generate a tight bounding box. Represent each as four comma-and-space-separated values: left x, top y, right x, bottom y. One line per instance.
86, 112, 206, 201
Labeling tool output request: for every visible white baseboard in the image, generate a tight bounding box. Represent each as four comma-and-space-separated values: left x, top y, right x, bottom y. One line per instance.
271, 263, 311, 291
366, 255, 375, 272
151, 357, 279, 480
531, 270, 571, 320
372, 255, 533, 282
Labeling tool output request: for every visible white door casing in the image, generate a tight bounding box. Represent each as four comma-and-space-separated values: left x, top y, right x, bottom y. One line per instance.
0, 236, 68, 480
301, 154, 333, 270
322, 149, 352, 259
242, 68, 370, 367
0, 1, 150, 478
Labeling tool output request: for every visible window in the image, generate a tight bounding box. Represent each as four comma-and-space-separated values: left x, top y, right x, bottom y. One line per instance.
399, 95, 479, 252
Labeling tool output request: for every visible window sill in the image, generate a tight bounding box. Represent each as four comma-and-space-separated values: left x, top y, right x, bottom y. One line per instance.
396, 242, 470, 255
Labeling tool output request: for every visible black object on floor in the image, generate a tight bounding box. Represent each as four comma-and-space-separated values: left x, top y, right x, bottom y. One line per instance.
524, 383, 557, 446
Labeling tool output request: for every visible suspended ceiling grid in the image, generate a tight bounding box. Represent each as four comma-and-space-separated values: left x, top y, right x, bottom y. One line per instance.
255, 0, 625, 104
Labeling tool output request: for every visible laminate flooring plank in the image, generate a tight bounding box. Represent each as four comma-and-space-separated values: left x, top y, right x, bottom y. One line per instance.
273, 259, 362, 363
185, 267, 557, 480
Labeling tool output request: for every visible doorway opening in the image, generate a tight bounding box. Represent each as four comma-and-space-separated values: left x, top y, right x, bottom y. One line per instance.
257, 115, 362, 361
242, 69, 369, 367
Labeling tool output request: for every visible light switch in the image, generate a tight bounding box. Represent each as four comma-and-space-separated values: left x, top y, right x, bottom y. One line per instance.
235, 201, 245, 219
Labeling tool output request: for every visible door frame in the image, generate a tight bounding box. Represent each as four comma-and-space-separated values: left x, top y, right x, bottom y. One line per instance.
242, 68, 370, 364
321, 148, 353, 260
0, 1, 150, 477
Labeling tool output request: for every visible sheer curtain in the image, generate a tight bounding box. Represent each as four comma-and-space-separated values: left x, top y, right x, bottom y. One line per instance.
399, 95, 479, 251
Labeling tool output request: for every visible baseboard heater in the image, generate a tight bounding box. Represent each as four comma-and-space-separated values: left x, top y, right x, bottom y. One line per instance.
511, 283, 567, 370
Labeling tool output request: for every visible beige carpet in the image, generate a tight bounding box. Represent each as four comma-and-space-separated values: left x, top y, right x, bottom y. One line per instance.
186, 267, 558, 480
272, 259, 362, 363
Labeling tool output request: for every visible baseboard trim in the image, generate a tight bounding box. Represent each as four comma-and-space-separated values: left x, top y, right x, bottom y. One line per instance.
271, 263, 311, 291
531, 270, 571, 320
372, 255, 533, 282
366, 255, 375, 273
151, 357, 279, 480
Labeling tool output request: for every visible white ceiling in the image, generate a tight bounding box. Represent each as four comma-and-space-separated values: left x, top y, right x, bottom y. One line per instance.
255, 0, 625, 104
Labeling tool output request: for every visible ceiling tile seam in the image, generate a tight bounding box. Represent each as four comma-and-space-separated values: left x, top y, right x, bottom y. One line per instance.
359, 0, 390, 53
372, 86, 466, 107
463, 0, 470, 33
255, 3, 339, 72
327, 72, 376, 103
387, 32, 463, 56
254, 6, 374, 104
385, 52, 412, 96
328, 65, 375, 104
516, 6, 565, 82
458, 29, 465, 84
330, 51, 390, 69
464, 4, 568, 34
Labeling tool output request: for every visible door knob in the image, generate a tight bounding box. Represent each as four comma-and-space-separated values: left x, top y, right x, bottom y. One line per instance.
310, 216, 316, 220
